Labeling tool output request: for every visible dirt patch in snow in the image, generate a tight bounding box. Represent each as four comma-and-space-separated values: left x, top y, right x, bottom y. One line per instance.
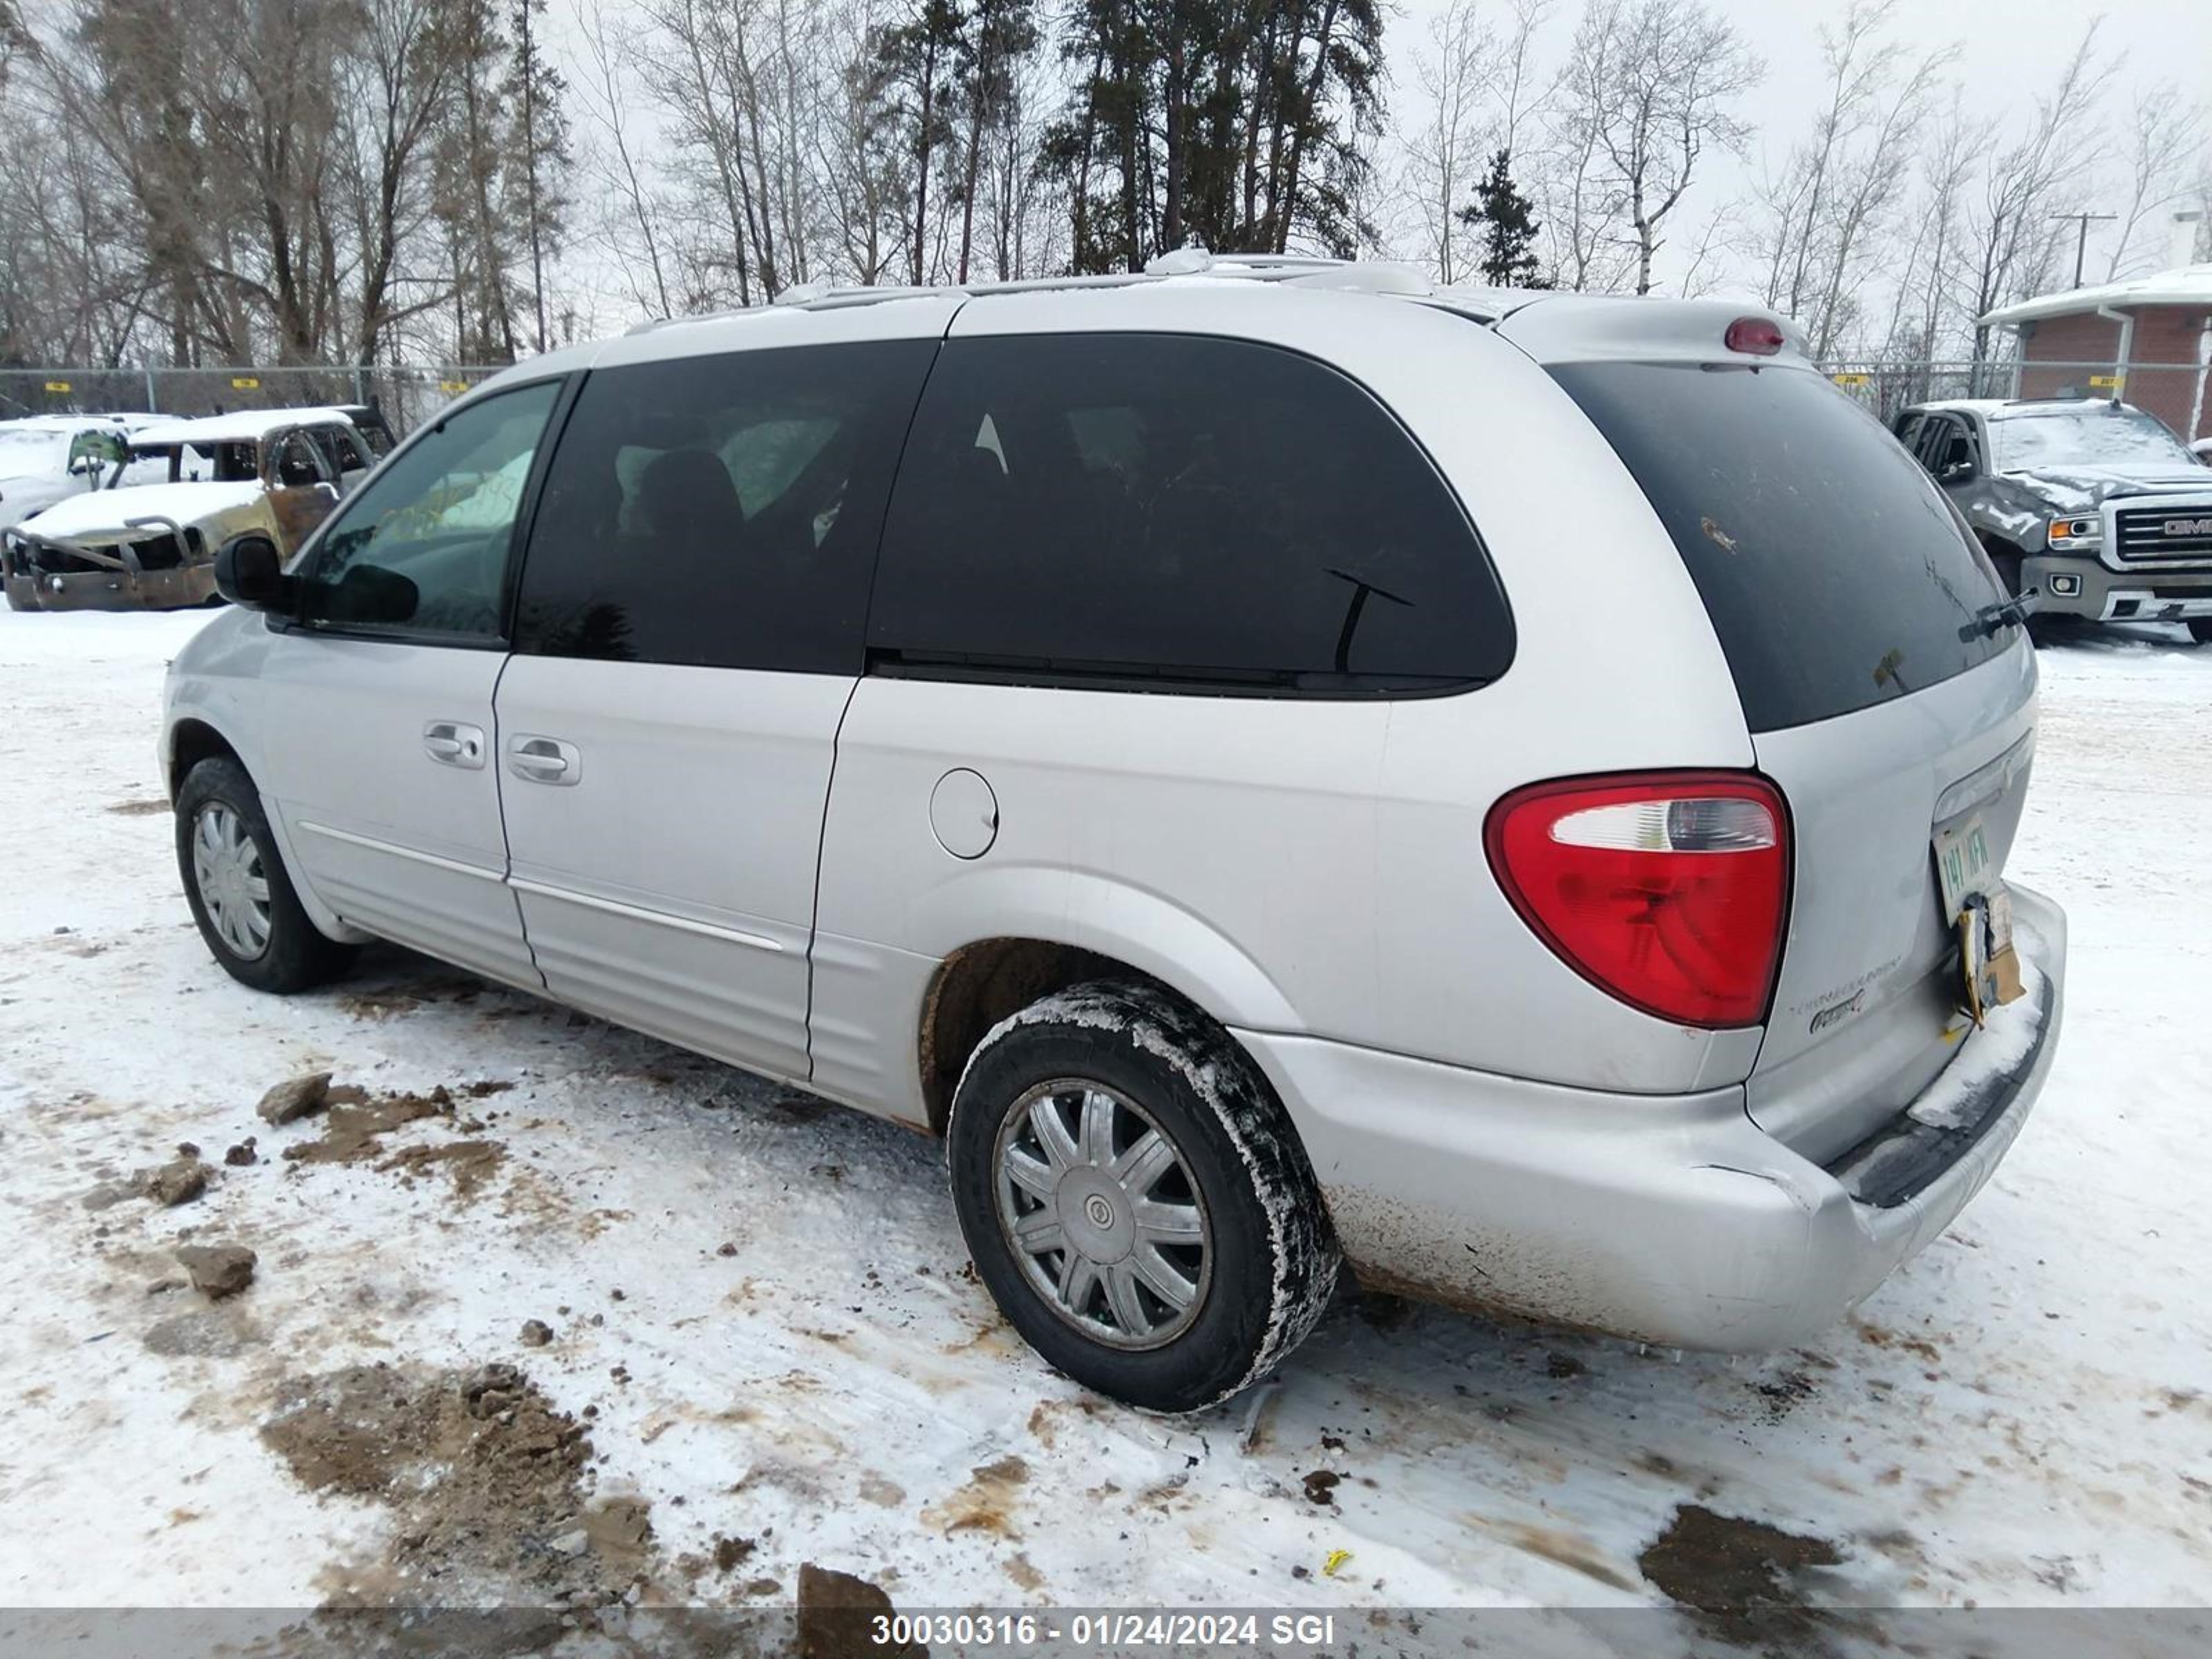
377, 1138, 507, 1201
921, 1454, 1029, 1538
279, 1084, 511, 1201
262, 1360, 663, 1611
1638, 1503, 1844, 1642
335, 971, 491, 1022
103, 798, 169, 816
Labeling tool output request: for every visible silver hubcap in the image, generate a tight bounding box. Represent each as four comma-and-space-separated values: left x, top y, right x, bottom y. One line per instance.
190, 803, 272, 961
993, 1079, 1212, 1351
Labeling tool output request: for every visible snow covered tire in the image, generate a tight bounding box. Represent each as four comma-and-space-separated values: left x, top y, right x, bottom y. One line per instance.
176, 757, 357, 995
947, 979, 1340, 1413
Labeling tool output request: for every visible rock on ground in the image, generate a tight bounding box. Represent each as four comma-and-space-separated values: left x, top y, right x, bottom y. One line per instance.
174, 1244, 256, 1300
257, 1071, 334, 1127
144, 1158, 208, 1207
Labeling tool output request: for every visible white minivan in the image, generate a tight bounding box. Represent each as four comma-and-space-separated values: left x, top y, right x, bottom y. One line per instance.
163, 261, 2067, 1411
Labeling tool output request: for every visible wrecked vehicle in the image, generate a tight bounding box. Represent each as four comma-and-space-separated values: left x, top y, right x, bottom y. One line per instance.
0, 416, 142, 534
1896, 397, 2212, 641
3, 406, 391, 612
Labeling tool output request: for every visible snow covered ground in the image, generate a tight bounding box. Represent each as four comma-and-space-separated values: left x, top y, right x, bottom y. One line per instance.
1, 606, 2207, 1644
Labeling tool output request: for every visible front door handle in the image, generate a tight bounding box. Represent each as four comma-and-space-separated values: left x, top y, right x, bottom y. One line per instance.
507, 733, 581, 786
423, 720, 486, 769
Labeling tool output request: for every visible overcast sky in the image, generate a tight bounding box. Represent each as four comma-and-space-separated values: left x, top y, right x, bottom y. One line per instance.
1384, 0, 2212, 292
539, 0, 2212, 324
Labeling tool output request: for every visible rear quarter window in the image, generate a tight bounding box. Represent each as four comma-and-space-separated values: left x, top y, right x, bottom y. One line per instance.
868, 332, 1513, 695
1550, 362, 2014, 731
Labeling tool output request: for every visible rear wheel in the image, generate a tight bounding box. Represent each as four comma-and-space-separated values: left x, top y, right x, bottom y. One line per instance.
947, 980, 1339, 1412
176, 758, 357, 993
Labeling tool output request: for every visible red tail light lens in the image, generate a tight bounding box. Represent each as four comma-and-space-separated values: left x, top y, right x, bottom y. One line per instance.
1484, 772, 1790, 1029
1725, 316, 1786, 356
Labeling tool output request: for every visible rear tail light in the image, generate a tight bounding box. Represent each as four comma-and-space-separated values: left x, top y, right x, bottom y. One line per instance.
1484, 771, 1790, 1029
1725, 317, 1786, 356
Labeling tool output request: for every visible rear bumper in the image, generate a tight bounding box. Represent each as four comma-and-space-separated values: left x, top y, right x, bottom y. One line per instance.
2024, 556, 2212, 622
1235, 883, 2067, 1351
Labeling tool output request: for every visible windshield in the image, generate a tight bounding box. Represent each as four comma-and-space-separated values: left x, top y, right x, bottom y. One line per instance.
0, 429, 71, 475
1991, 404, 2197, 472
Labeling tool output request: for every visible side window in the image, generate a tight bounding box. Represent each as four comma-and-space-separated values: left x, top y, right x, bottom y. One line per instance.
271, 432, 328, 489
119, 446, 174, 487
1929, 418, 1977, 475
302, 379, 562, 641
319, 424, 371, 476
868, 333, 1512, 692
514, 339, 938, 673
1893, 413, 1924, 460
213, 440, 260, 484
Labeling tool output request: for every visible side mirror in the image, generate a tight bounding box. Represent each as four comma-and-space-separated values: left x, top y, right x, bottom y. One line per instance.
214, 532, 290, 611
324, 563, 418, 625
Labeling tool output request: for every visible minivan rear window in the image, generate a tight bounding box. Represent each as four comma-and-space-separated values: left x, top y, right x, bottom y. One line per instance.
1550, 362, 2014, 732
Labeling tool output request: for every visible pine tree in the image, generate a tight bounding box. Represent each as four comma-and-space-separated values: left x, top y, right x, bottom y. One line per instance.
1044, 0, 1382, 274
1459, 147, 1548, 288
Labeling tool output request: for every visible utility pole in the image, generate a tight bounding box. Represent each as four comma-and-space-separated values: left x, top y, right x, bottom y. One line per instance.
2052, 212, 2116, 289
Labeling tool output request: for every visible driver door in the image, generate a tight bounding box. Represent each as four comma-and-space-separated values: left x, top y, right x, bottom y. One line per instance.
255, 379, 568, 990
265, 427, 344, 554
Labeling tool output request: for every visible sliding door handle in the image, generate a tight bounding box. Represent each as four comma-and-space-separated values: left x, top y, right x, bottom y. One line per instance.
422, 720, 485, 769
507, 734, 581, 785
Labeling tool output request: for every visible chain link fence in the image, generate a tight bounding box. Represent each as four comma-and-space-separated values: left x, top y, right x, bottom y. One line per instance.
1812, 358, 2212, 442
0, 364, 510, 435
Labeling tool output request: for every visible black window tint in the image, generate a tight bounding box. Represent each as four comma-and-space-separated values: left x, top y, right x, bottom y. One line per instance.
1550, 362, 2013, 733
515, 340, 939, 673
868, 333, 1511, 693
304, 379, 562, 641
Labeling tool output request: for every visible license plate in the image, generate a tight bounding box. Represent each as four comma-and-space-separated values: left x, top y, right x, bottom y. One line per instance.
1933, 811, 1996, 920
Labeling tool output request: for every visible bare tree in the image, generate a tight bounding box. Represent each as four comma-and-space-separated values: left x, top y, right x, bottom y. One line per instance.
1750, 1, 1949, 356
1396, 0, 1494, 284
1539, 0, 1625, 289
1555, 0, 1761, 297
2103, 83, 2210, 279
1959, 21, 2110, 365
335, 0, 465, 366
570, 0, 674, 317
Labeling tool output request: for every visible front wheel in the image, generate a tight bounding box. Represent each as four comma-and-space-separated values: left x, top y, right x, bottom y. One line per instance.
2189, 619, 2212, 646
176, 757, 357, 993
947, 980, 1340, 1412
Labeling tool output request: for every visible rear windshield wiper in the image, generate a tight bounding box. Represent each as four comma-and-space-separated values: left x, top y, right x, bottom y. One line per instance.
1960, 592, 2033, 642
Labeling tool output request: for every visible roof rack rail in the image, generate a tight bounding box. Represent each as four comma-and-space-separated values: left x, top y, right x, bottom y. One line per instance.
624, 252, 1440, 326
1143, 247, 1353, 276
